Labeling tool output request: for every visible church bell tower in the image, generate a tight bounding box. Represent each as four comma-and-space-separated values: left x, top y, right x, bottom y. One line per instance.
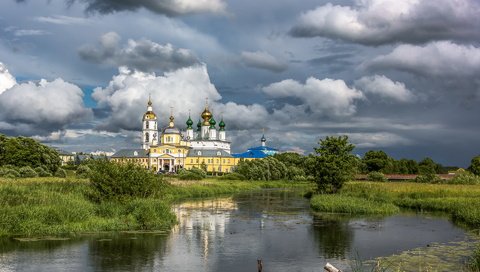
142, 96, 158, 149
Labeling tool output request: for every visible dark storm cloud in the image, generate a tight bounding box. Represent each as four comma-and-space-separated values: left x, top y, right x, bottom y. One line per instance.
78, 32, 200, 72
289, 0, 480, 45
240, 51, 288, 73
16, 0, 227, 16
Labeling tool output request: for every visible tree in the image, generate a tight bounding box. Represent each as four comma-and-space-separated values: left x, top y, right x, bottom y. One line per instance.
362, 150, 398, 173
469, 155, 480, 176
0, 135, 61, 173
313, 136, 357, 193
418, 157, 441, 175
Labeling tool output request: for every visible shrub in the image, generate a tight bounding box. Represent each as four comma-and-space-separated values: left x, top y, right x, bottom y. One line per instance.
76, 165, 92, 179
0, 168, 20, 178
89, 160, 162, 201
18, 166, 38, 178
34, 167, 52, 177
446, 172, 480, 185
367, 171, 388, 182
292, 175, 307, 181
177, 168, 205, 180
218, 172, 246, 180
54, 168, 67, 178
414, 173, 441, 183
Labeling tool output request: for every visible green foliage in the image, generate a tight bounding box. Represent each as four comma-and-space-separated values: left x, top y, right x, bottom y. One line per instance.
414, 173, 441, 183
446, 172, 480, 185
177, 168, 206, 180
367, 171, 388, 182
54, 168, 67, 178
418, 157, 443, 174
0, 168, 20, 178
363, 150, 392, 173
469, 155, 480, 176
18, 166, 38, 178
235, 156, 288, 181
468, 244, 480, 272
218, 172, 246, 180
89, 160, 162, 201
76, 165, 92, 179
0, 134, 61, 173
310, 194, 399, 215
313, 136, 357, 193
34, 166, 52, 177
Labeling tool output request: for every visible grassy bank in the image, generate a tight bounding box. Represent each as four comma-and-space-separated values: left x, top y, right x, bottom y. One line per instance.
0, 177, 312, 237
311, 182, 480, 227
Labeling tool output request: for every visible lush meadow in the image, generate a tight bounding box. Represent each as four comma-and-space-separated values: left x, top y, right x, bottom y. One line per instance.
311, 181, 480, 228
0, 176, 312, 237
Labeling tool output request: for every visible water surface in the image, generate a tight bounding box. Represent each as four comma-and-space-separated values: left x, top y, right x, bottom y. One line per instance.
0, 189, 473, 271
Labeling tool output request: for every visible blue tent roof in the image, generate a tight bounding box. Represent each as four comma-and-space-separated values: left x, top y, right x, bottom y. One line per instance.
232, 145, 278, 159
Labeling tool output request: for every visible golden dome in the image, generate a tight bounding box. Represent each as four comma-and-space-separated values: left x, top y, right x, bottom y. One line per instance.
143, 111, 156, 120
201, 107, 212, 125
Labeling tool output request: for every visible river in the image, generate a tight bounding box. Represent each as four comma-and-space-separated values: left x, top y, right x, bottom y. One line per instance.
0, 189, 475, 271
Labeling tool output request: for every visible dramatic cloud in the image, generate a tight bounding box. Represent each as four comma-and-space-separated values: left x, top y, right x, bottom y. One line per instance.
365, 41, 480, 78
344, 132, 412, 148
290, 0, 480, 45
241, 51, 288, 73
79, 32, 199, 72
263, 77, 364, 117
355, 75, 416, 103
0, 76, 92, 135
71, 0, 227, 16
35, 15, 91, 25
0, 62, 17, 94
92, 64, 267, 132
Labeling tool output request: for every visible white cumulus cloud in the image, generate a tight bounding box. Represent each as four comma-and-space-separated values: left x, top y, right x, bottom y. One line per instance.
263, 77, 364, 117
290, 0, 480, 45
365, 41, 480, 78
0, 77, 92, 135
355, 75, 416, 103
0, 62, 17, 94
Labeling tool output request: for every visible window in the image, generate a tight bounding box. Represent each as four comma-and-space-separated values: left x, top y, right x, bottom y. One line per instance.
228, 159, 230, 163
196, 159, 199, 163
223, 159, 225, 164
146, 122, 149, 129
217, 151, 221, 156
190, 159, 193, 163
178, 149, 181, 153
145, 132, 149, 142
197, 151, 202, 156
216, 159, 219, 163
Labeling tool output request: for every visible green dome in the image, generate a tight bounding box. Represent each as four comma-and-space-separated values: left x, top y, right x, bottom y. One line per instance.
196, 120, 202, 131
209, 117, 216, 128
219, 119, 225, 131
186, 116, 193, 129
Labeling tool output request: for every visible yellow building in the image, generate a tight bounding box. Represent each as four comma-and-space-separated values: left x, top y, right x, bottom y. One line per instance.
111, 98, 241, 174
110, 149, 149, 169
184, 149, 238, 173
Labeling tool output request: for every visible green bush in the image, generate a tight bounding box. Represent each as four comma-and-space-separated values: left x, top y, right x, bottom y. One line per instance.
76, 165, 92, 179
218, 172, 246, 180
34, 166, 52, 177
447, 172, 480, 185
367, 171, 388, 182
0, 168, 20, 178
177, 168, 206, 180
18, 166, 38, 178
54, 168, 67, 178
89, 160, 162, 201
414, 173, 441, 183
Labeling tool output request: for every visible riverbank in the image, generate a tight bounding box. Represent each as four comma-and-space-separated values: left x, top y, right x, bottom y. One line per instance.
0, 177, 313, 237
310, 181, 480, 227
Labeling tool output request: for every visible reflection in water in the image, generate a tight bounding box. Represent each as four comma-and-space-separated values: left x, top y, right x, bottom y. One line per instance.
89, 233, 168, 271
0, 190, 472, 272
312, 214, 353, 259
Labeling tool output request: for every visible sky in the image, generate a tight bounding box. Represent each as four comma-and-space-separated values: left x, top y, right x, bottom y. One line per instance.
0, 0, 479, 166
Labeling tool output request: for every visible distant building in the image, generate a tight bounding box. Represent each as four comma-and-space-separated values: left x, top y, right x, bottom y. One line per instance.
57, 149, 74, 166
111, 97, 235, 173
232, 134, 279, 160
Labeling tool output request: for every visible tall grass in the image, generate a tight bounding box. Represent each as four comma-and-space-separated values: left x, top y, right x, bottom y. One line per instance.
310, 195, 399, 215
0, 177, 312, 237
310, 181, 480, 228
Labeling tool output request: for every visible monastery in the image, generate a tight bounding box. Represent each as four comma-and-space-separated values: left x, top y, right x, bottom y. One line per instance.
111, 98, 278, 174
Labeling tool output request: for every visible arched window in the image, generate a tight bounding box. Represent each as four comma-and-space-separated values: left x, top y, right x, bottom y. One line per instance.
197, 151, 202, 156
145, 132, 149, 142
146, 122, 149, 129
216, 151, 221, 156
